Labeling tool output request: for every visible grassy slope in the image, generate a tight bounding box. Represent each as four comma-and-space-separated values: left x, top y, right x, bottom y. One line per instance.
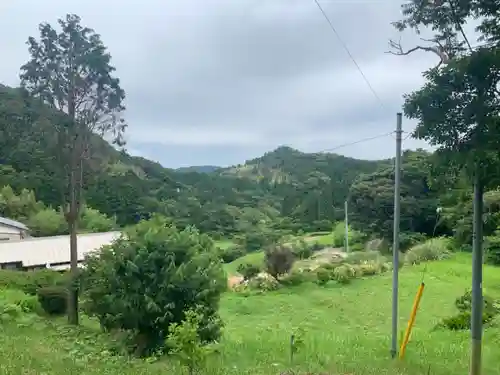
1, 254, 500, 375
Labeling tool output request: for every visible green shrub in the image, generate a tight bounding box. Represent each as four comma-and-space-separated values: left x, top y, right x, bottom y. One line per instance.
485, 231, 500, 266
0, 269, 67, 295
315, 267, 332, 286
0, 289, 43, 315
279, 269, 312, 287
37, 286, 68, 316
80, 216, 227, 357
405, 237, 451, 265
166, 309, 216, 375
438, 289, 499, 330
332, 222, 366, 249
291, 239, 313, 259
236, 230, 282, 253
247, 274, 280, 292
237, 263, 260, 280
310, 242, 325, 252
399, 232, 427, 252
219, 245, 246, 263
346, 251, 385, 265
80, 206, 116, 233
264, 245, 295, 279
333, 264, 355, 284
358, 262, 382, 276
0, 302, 23, 322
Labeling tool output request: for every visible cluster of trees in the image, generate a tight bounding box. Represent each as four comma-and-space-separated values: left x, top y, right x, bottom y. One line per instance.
0, 185, 116, 236
347, 148, 500, 254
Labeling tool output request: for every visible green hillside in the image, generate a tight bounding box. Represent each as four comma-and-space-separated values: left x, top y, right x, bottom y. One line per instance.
0, 84, 386, 236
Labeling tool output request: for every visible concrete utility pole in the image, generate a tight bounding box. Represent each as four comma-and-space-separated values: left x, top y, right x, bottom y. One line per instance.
470, 168, 484, 375
344, 200, 349, 252
391, 113, 403, 358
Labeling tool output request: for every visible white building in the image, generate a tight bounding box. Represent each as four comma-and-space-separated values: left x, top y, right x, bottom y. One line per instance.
0, 231, 120, 270
0, 216, 29, 241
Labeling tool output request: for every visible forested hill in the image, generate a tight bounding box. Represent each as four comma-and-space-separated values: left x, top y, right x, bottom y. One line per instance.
0, 84, 385, 236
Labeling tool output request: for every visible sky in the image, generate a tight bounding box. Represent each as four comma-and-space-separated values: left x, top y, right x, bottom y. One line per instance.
0, 0, 449, 168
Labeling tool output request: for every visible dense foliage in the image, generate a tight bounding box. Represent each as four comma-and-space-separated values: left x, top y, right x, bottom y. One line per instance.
80, 216, 227, 356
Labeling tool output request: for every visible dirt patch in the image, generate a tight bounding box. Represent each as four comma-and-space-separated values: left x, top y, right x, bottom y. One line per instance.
297, 247, 347, 270
228, 275, 244, 288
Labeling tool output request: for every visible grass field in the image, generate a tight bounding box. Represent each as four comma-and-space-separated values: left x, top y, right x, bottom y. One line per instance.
1, 253, 500, 374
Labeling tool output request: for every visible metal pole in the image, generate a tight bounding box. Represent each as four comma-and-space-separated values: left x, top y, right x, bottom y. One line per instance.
344, 200, 349, 252
391, 112, 403, 358
470, 168, 483, 375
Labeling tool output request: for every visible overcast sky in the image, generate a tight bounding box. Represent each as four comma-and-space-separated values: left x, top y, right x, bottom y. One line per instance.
1, 0, 447, 168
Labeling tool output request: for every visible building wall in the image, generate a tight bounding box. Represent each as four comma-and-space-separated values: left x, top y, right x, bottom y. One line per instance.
0, 224, 23, 241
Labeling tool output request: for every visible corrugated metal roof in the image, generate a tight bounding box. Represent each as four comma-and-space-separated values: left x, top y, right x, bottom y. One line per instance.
0, 217, 28, 231
0, 231, 120, 267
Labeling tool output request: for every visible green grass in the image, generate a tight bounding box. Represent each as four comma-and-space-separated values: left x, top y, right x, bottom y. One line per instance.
224, 251, 264, 275
3, 253, 500, 374
214, 239, 234, 249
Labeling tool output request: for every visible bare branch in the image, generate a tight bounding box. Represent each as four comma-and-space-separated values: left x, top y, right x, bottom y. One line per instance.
386, 37, 450, 68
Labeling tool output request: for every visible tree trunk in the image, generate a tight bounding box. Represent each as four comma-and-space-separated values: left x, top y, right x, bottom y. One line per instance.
470, 168, 483, 375
67, 217, 79, 325
67, 167, 80, 326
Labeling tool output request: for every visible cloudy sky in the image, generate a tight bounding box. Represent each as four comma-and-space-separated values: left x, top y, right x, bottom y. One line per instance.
1, 0, 445, 168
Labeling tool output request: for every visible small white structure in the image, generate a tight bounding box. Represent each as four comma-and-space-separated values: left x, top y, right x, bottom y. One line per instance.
0, 216, 29, 241
0, 231, 120, 270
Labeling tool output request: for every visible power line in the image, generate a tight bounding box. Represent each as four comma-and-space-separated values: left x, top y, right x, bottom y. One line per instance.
318, 131, 394, 153
312, 0, 386, 109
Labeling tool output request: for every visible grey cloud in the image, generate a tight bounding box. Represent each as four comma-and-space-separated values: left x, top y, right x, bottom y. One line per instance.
0, 0, 438, 167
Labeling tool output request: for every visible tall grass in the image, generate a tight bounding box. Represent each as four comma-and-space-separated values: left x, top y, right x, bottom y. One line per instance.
405, 237, 452, 265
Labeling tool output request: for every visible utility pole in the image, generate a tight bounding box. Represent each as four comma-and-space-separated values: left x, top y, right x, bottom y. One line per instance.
391, 112, 403, 358
470, 167, 484, 375
344, 200, 349, 252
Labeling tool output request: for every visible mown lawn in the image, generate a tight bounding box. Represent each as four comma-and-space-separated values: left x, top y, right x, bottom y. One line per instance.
1, 253, 500, 375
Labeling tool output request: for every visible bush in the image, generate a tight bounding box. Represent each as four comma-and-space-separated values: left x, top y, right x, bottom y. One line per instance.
0, 289, 43, 316
333, 264, 356, 284
28, 207, 67, 236
405, 237, 451, 265
315, 267, 332, 286
399, 232, 427, 252
236, 229, 282, 253
290, 239, 313, 259
279, 269, 312, 287
166, 309, 216, 375
0, 302, 23, 322
264, 245, 295, 279
0, 269, 67, 295
80, 216, 227, 357
438, 289, 499, 330
332, 222, 366, 249
80, 206, 116, 233
485, 231, 500, 266
247, 273, 280, 292
219, 245, 246, 263
237, 263, 260, 280
345, 251, 385, 265
37, 286, 68, 315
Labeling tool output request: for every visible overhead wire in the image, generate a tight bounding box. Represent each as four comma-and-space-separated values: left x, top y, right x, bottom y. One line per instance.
312, 0, 386, 110
317, 131, 395, 153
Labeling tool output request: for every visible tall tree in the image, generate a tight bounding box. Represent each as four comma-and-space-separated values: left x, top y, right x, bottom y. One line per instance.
390, 1, 500, 373
20, 14, 126, 325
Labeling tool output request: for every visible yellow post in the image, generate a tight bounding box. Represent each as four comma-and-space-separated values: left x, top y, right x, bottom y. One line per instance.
399, 282, 425, 359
